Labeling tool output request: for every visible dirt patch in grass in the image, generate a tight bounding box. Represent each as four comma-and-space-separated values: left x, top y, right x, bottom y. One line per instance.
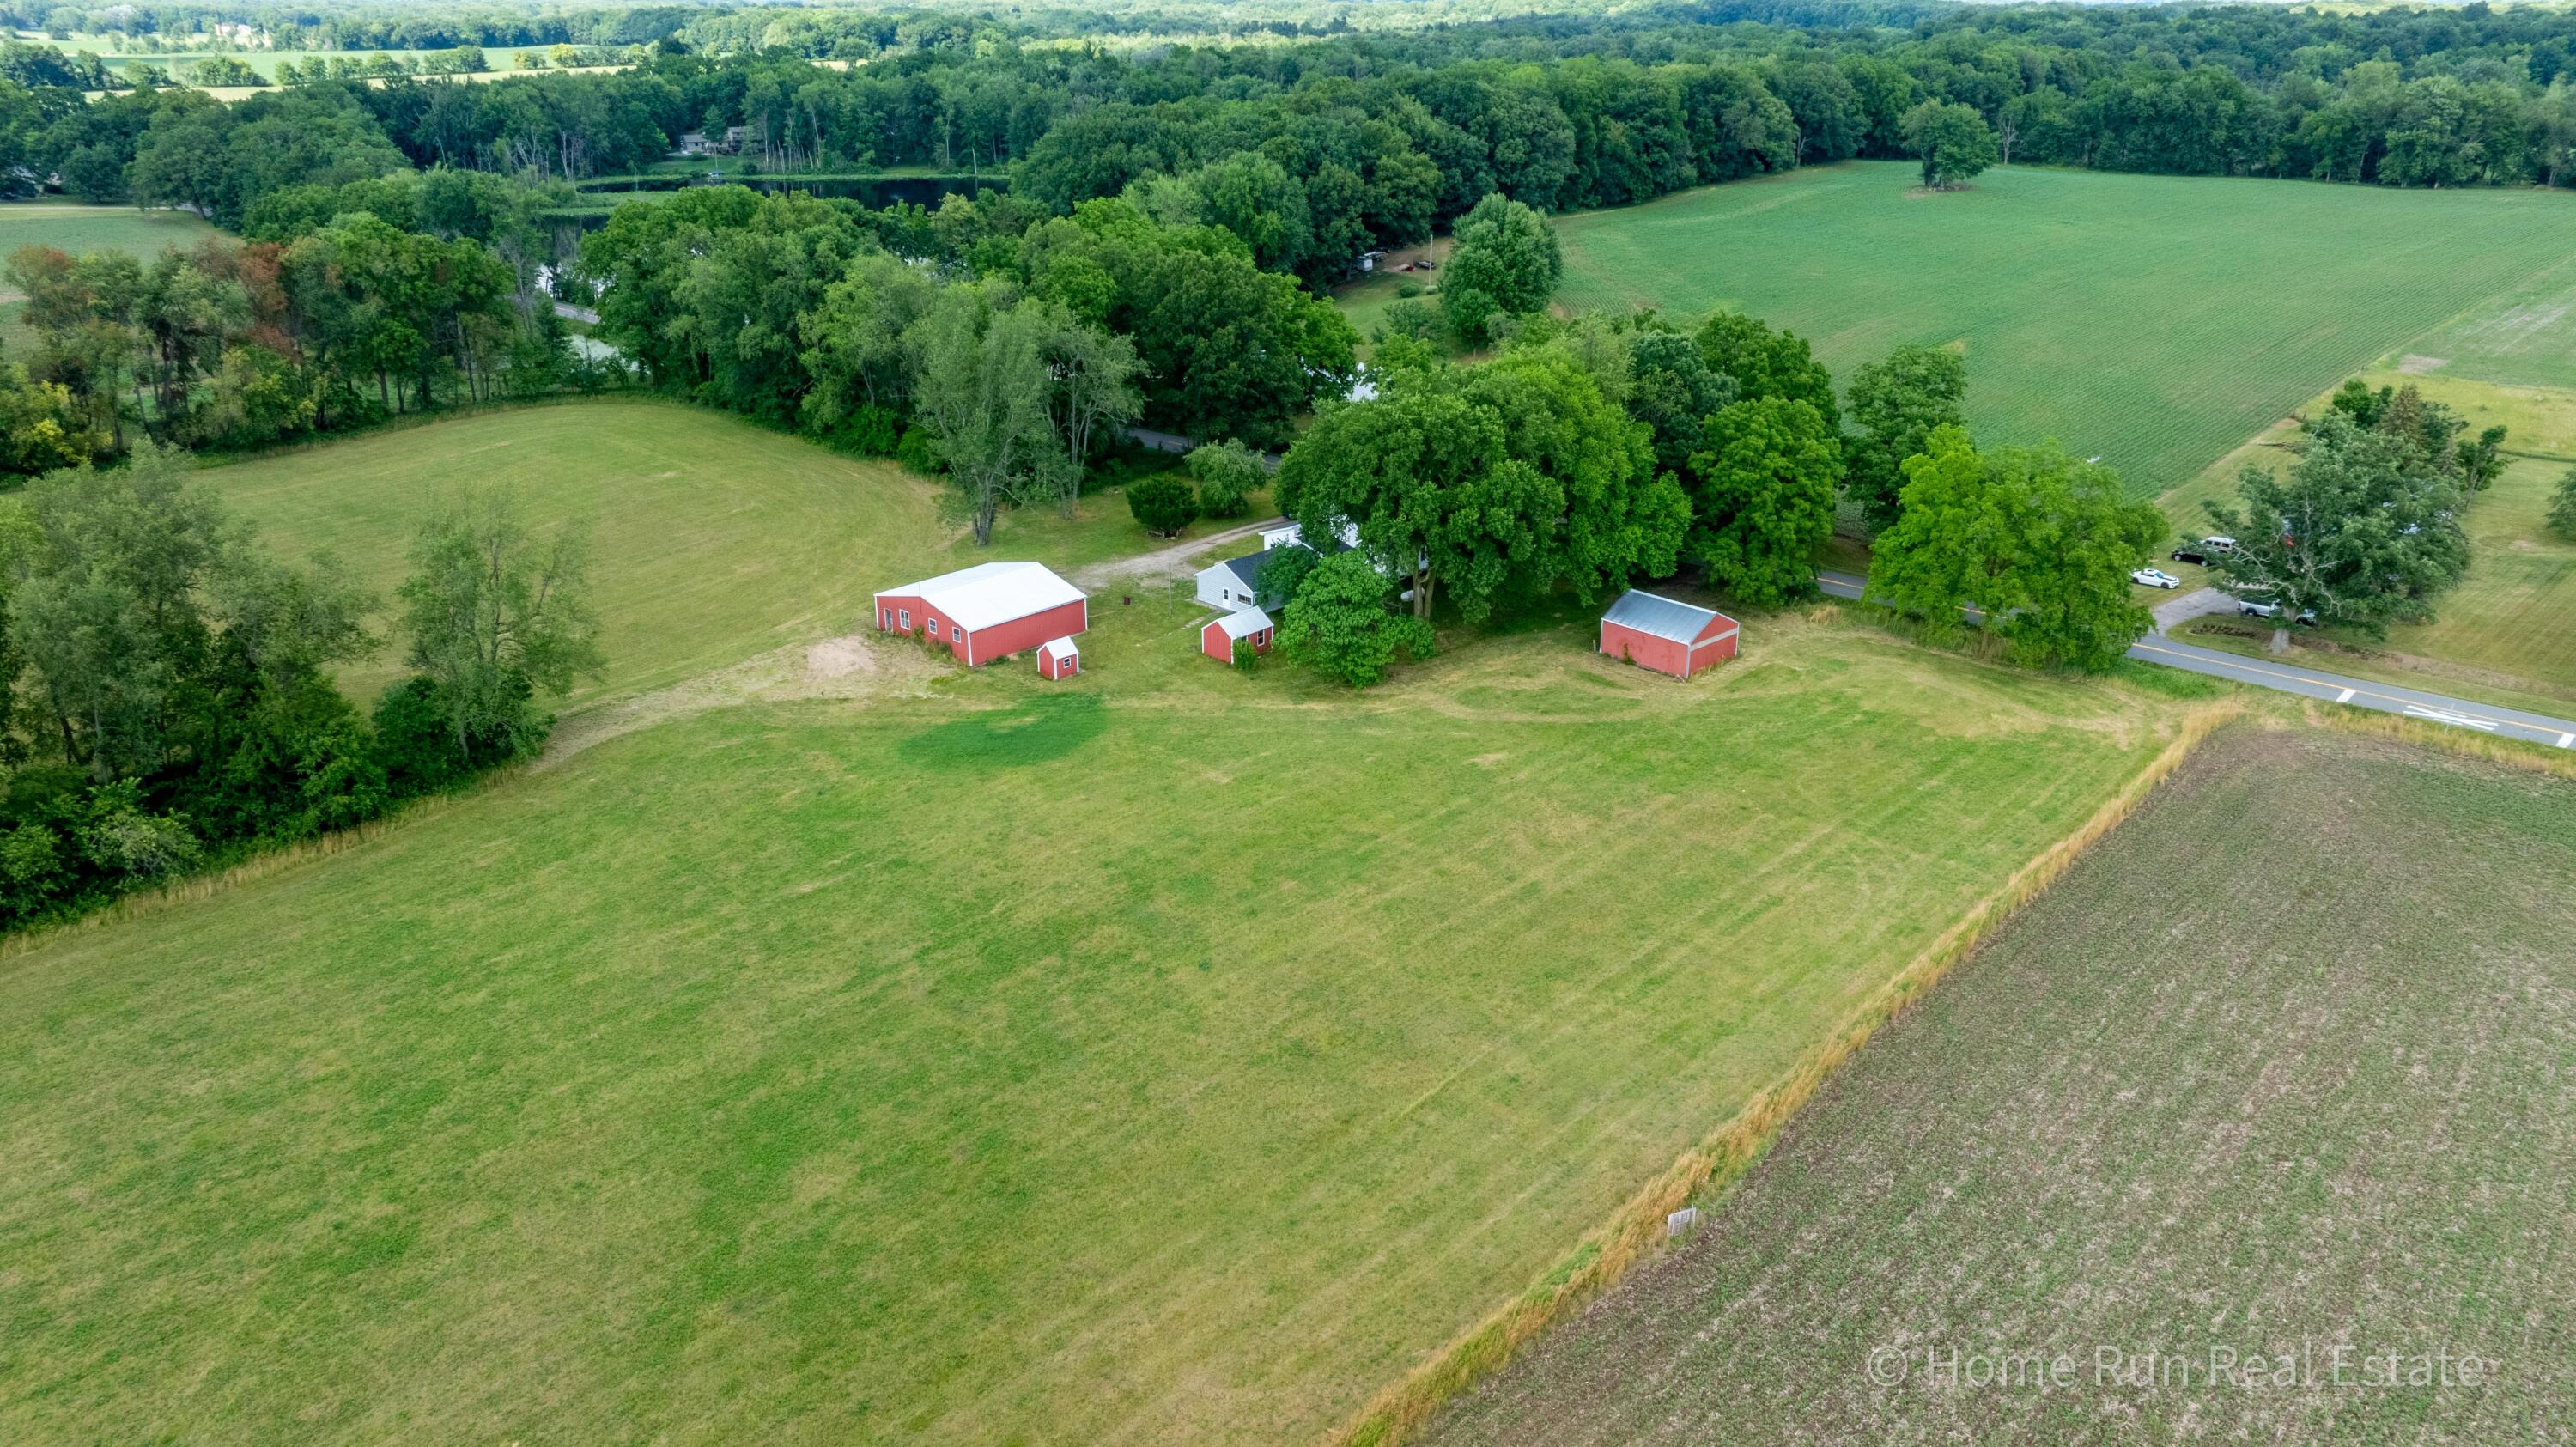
1425, 723, 2576, 1445
538, 630, 936, 765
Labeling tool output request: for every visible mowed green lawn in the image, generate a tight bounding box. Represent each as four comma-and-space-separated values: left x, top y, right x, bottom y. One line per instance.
0, 198, 224, 269
203, 401, 1256, 709
1555, 161, 2576, 496
0, 589, 2194, 1444
204, 402, 952, 707
1429, 725, 2576, 1444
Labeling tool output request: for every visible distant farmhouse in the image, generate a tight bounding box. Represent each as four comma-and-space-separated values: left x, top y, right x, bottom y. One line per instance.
1193, 519, 1359, 613
1599, 590, 1739, 679
875, 562, 1087, 671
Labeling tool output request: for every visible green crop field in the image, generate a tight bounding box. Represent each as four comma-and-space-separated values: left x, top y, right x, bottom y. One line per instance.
1429, 724, 2576, 1444
1554, 161, 2576, 498
195, 400, 1237, 710
0, 438, 2198, 1444
0, 199, 224, 271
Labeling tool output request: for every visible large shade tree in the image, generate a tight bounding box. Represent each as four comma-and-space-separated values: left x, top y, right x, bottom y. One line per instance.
1869, 425, 2162, 672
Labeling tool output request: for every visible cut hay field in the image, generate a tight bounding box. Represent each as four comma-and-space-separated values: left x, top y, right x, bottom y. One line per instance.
0, 549, 2200, 1444
199, 401, 953, 707
1554, 162, 2576, 497
195, 400, 1238, 710
1428, 724, 2576, 1445
2163, 372, 2576, 714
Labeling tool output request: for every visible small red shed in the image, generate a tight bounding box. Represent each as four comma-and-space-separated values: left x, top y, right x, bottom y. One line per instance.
1036, 636, 1079, 680
1201, 606, 1275, 662
1599, 589, 1739, 678
874, 561, 1087, 667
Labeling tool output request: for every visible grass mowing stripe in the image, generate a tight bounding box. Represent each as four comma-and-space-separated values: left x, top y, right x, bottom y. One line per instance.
0, 604, 2191, 1446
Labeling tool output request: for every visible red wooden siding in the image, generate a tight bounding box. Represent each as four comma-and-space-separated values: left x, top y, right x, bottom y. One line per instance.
1202, 618, 1274, 661
1600, 612, 1738, 679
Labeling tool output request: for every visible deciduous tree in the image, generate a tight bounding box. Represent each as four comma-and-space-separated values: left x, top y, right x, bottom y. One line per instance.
2207, 412, 2470, 647
1901, 100, 1997, 189
1845, 342, 1968, 532
1686, 397, 1840, 605
396, 486, 603, 763
1277, 548, 1433, 687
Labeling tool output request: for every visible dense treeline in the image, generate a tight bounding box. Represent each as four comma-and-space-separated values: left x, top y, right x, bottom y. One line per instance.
0, 444, 601, 930
3, 161, 597, 467
14, 0, 2576, 220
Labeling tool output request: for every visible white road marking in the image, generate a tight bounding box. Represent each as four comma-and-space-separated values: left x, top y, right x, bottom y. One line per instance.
2560, 733, 2574, 749
2403, 704, 2497, 733
2335, 687, 2354, 702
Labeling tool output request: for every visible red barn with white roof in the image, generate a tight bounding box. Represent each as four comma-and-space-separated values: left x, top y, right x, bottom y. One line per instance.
875, 562, 1088, 666
1599, 589, 1739, 678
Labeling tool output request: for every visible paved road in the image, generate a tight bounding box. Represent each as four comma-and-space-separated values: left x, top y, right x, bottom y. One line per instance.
1816, 568, 2576, 750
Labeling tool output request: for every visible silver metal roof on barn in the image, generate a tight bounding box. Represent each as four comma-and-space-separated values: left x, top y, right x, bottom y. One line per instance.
874, 562, 1084, 633
1601, 589, 1727, 645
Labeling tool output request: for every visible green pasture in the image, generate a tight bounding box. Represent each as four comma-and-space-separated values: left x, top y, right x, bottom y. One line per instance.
0, 525, 2193, 1444
1430, 725, 2576, 1443
1554, 161, 2576, 497
0, 199, 223, 269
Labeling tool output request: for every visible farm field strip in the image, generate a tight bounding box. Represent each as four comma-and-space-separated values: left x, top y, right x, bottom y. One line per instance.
1555, 161, 2576, 498
1427, 726, 2576, 1444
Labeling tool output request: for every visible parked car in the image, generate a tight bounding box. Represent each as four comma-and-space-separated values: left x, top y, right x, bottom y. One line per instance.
2132, 568, 2181, 589
2170, 547, 2209, 565
2202, 535, 2239, 554
2238, 599, 2318, 624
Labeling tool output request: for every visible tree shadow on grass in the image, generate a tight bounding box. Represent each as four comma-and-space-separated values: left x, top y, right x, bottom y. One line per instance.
896, 692, 1108, 770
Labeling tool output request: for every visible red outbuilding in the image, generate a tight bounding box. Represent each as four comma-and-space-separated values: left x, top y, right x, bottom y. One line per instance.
1036, 636, 1079, 680
1599, 589, 1739, 678
1201, 606, 1275, 662
874, 561, 1087, 666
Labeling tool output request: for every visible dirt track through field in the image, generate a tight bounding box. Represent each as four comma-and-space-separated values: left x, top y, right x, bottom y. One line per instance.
1425, 726, 2576, 1445
538, 631, 934, 766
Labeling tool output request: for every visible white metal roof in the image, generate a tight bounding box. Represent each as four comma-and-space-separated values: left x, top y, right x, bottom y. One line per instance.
1208, 606, 1276, 639
1039, 636, 1078, 661
876, 562, 1084, 633
1601, 589, 1732, 645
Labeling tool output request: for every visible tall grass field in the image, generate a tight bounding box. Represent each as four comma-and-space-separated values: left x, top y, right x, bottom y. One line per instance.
1555, 161, 2576, 497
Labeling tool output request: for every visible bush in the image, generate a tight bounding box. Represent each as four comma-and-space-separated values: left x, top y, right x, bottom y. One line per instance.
372, 674, 541, 799
895, 425, 943, 475
1186, 439, 1265, 520
1126, 473, 1198, 537
1378, 299, 1441, 344
2550, 465, 2576, 542
819, 404, 902, 457
1395, 279, 1424, 299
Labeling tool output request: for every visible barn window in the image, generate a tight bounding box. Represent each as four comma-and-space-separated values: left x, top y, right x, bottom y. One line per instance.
898, 609, 910, 629
951, 624, 963, 642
